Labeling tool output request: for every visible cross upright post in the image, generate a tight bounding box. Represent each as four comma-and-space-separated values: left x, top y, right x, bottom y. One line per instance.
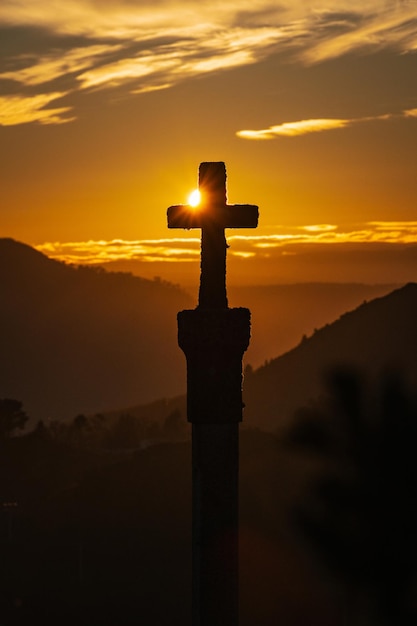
168, 162, 258, 626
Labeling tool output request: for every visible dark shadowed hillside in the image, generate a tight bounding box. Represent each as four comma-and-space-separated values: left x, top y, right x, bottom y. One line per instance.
243, 283, 417, 431
0, 238, 192, 422
0, 428, 343, 625
228, 283, 397, 368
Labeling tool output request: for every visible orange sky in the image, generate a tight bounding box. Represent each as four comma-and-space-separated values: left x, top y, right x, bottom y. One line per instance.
1, 2, 417, 286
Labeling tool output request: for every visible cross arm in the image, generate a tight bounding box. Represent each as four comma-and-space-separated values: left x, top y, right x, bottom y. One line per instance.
167, 205, 202, 229
167, 204, 259, 229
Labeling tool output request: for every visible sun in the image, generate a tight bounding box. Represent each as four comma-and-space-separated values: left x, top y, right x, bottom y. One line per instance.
188, 189, 201, 207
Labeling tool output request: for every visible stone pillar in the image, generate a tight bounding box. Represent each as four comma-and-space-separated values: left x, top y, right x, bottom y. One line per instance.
178, 307, 251, 626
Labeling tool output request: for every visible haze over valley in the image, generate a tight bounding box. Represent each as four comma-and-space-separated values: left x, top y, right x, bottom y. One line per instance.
0, 237, 402, 424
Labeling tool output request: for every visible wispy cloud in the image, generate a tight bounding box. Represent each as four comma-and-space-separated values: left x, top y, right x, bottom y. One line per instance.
36, 237, 201, 265
236, 110, 415, 140
302, 224, 338, 233
302, 3, 417, 63
237, 118, 351, 139
0, 44, 120, 87
227, 222, 417, 252
76, 27, 283, 90
35, 222, 417, 266
0, 92, 73, 125
1, 2, 416, 125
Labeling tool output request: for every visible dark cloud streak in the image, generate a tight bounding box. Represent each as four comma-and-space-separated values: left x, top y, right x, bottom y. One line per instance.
0, 25, 105, 58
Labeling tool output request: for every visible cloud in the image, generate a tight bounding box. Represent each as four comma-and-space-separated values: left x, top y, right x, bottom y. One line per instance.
0, 92, 74, 125
302, 224, 338, 233
302, 4, 417, 63
34, 222, 417, 267
368, 221, 417, 243
237, 118, 351, 139
36, 237, 201, 264
75, 26, 283, 90
236, 110, 416, 140
0, 44, 121, 86
0, 2, 416, 124
76, 52, 178, 90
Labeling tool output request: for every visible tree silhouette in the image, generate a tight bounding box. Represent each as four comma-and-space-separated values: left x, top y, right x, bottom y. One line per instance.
0, 398, 28, 439
286, 368, 417, 625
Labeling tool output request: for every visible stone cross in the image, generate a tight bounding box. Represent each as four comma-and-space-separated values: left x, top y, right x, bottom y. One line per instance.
167, 162, 258, 626
167, 162, 258, 309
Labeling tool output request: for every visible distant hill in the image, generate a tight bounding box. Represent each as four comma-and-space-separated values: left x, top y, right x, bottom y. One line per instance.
1, 238, 413, 430
99, 283, 415, 436
227, 282, 398, 368
0, 238, 192, 422
243, 283, 417, 431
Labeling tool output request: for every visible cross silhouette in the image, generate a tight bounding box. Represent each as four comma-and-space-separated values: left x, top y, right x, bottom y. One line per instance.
167, 162, 258, 308
167, 161, 258, 626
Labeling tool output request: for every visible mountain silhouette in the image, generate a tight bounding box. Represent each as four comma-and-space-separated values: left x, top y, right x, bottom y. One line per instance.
228, 282, 397, 368
0, 238, 192, 422
1, 238, 414, 431
94, 283, 415, 436
243, 283, 417, 431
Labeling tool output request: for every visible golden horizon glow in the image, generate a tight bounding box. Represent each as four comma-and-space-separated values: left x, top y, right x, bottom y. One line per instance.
33, 221, 417, 267
1, 2, 416, 290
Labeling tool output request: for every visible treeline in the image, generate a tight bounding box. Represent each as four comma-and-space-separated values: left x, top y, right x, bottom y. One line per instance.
0, 396, 189, 451
47, 408, 189, 450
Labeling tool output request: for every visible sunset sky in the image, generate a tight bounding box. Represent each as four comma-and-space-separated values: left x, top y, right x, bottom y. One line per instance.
1, 1, 417, 286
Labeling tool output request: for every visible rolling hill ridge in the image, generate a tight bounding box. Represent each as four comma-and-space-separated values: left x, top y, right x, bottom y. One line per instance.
0, 238, 413, 430
243, 282, 417, 431
0, 238, 192, 421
